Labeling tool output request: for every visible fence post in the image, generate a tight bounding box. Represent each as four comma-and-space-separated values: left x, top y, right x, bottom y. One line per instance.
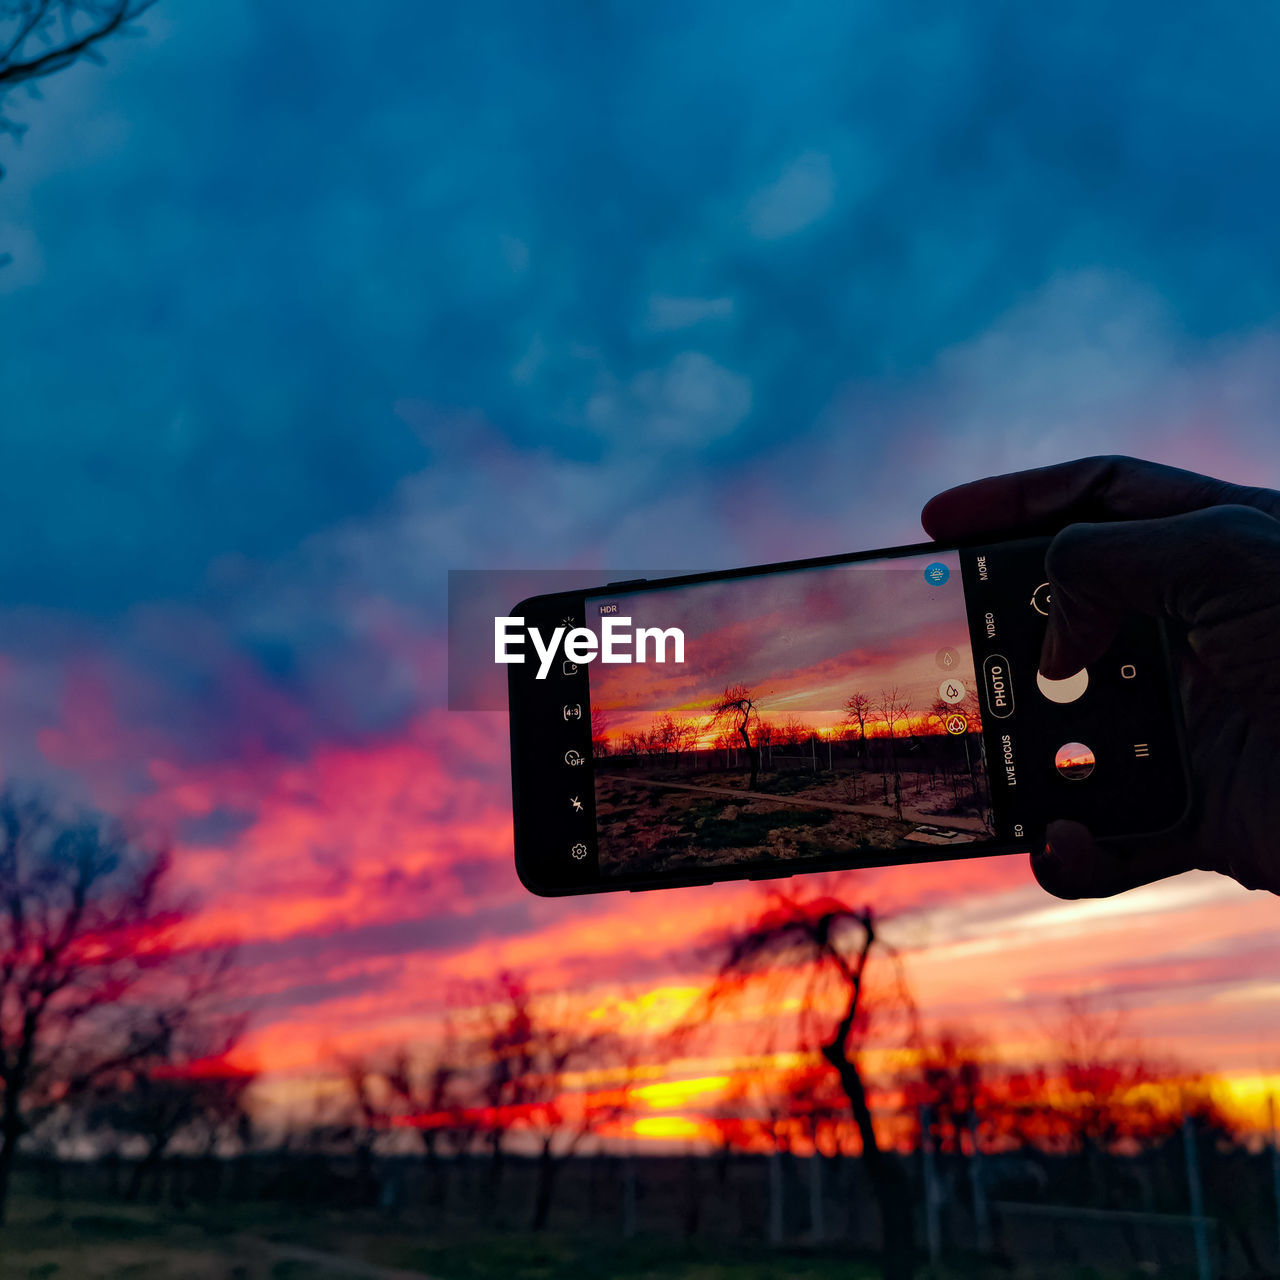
968, 1110, 991, 1253
920, 1104, 942, 1273
1269, 1095, 1280, 1260
768, 1147, 784, 1245
1182, 1115, 1212, 1280
622, 1149, 637, 1239
808, 1150, 825, 1243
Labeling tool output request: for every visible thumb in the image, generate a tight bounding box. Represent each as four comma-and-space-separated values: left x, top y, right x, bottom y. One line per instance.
1032, 820, 1199, 899
1037, 504, 1280, 680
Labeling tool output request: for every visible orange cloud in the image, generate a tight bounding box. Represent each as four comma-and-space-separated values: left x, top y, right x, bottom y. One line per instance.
15, 651, 1280, 1137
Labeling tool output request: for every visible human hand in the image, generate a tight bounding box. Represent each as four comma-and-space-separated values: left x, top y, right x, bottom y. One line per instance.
922, 455, 1280, 898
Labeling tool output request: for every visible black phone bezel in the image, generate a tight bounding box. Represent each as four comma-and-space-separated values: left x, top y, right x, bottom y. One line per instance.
508, 537, 1192, 897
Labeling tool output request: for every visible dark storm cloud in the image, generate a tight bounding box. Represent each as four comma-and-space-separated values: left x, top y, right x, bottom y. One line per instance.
4, 0, 1280, 615
3, 0, 1280, 773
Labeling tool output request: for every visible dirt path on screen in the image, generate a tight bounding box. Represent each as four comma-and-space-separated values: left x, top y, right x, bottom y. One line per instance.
595, 773, 990, 834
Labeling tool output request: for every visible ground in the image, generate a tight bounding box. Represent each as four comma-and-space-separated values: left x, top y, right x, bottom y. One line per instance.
0, 1197, 1173, 1280
594, 765, 991, 877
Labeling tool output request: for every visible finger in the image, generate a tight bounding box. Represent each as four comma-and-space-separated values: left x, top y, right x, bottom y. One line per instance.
1037, 504, 1280, 680
921, 455, 1280, 543
1031, 820, 1198, 899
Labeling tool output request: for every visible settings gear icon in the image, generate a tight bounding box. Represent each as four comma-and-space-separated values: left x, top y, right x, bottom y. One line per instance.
570, 842, 589, 860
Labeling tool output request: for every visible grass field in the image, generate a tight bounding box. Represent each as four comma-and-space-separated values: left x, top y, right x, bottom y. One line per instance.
593, 766, 993, 876
0, 1197, 887, 1279
0, 1196, 1189, 1280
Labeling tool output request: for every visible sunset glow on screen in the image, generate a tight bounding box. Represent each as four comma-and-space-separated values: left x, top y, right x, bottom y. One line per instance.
585, 552, 997, 877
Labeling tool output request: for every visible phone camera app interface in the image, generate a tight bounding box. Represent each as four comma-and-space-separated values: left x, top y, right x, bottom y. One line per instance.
956, 539, 1184, 842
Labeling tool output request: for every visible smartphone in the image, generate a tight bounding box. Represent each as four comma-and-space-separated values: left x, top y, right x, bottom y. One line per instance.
507, 538, 1190, 896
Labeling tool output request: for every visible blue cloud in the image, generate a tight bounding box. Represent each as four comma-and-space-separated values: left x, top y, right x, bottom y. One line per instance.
1, 0, 1280, 762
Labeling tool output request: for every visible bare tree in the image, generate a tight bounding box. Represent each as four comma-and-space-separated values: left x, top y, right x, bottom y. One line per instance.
1045, 996, 1192, 1206
0, 785, 225, 1222
926, 695, 952, 733
693, 889, 918, 1280
754, 718, 775, 770
338, 1027, 477, 1211
651, 713, 698, 767
876, 686, 912, 819
519, 1008, 633, 1232
333, 1052, 388, 1204
589, 707, 608, 759
911, 1025, 987, 1158
89, 965, 254, 1202
709, 684, 762, 790
459, 971, 634, 1230
779, 716, 816, 751
1, 2, 160, 200
387, 1036, 475, 1204
650, 714, 677, 762
468, 970, 531, 1194
842, 691, 872, 758
724, 1059, 851, 1243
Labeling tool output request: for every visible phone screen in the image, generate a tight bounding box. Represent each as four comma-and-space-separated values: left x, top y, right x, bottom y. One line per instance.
586, 550, 991, 878
509, 537, 1189, 894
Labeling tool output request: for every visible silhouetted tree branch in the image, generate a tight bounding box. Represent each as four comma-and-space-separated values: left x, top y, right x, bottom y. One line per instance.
690, 888, 918, 1280
0, 784, 232, 1220
709, 684, 761, 790
0, 0, 160, 218
86, 946, 253, 1201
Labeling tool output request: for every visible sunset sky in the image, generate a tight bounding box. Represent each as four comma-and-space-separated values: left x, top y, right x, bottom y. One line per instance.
4, 1, 1280, 1138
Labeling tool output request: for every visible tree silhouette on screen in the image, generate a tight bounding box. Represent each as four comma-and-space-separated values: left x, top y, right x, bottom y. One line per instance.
709, 684, 762, 790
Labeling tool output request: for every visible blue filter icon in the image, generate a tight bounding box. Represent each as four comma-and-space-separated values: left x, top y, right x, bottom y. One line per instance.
924, 561, 950, 586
